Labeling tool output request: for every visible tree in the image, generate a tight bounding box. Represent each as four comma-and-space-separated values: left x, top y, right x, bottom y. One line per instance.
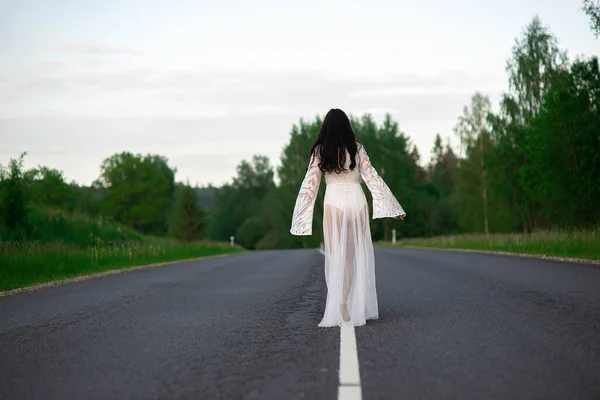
71, 186, 103, 216
0, 152, 32, 230
523, 56, 600, 227
408, 182, 441, 237
30, 167, 75, 209
506, 16, 568, 120
232, 155, 276, 249
253, 187, 296, 249
487, 16, 568, 232
236, 217, 268, 250
233, 155, 275, 198
195, 185, 217, 210
95, 152, 176, 235
278, 117, 323, 186
426, 135, 459, 236
411, 145, 428, 184
208, 183, 244, 242
428, 134, 457, 198
583, 0, 600, 37
453, 93, 492, 235
209, 154, 276, 249
171, 185, 205, 241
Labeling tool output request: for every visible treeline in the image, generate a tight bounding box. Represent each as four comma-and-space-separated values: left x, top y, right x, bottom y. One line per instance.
0, 152, 206, 243
451, 16, 600, 234
2, 16, 598, 250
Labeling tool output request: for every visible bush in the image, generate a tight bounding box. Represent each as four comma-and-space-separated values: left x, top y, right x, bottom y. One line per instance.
0, 153, 32, 232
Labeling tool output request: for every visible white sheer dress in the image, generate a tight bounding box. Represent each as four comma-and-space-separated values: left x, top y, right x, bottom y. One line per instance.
290, 143, 406, 327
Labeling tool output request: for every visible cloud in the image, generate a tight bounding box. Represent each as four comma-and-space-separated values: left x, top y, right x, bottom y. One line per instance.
45, 146, 64, 154
0, 59, 508, 121
52, 41, 139, 55
237, 105, 292, 117
349, 85, 505, 98
357, 108, 398, 116
0, 116, 291, 186
0, 61, 509, 185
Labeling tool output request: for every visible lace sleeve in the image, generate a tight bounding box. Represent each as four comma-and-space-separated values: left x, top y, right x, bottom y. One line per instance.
290, 152, 322, 235
358, 143, 406, 219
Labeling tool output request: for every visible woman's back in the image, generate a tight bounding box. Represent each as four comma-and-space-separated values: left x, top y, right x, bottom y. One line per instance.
323, 146, 361, 186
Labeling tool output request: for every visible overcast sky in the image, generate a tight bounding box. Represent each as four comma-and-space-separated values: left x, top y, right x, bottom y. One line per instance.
1, 0, 597, 187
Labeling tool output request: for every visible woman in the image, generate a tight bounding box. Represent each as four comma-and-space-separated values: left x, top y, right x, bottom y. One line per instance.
290, 108, 406, 327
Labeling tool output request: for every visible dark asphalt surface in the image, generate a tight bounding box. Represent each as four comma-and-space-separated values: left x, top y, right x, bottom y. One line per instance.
1, 248, 599, 399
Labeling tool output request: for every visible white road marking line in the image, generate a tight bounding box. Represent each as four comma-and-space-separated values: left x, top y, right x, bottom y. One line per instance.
338, 385, 363, 400
339, 326, 361, 384
317, 248, 363, 400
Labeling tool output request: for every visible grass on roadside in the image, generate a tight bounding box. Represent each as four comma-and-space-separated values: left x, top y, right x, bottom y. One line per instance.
378, 230, 600, 261
0, 208, 245, 292
0, 239, 244, 292
0, 240, 244, 291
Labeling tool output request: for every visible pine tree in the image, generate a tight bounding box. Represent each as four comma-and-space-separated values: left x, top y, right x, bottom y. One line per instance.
173, 185, 205, 242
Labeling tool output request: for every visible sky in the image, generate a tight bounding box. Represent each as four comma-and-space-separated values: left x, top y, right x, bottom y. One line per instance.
1, 0, 598, 187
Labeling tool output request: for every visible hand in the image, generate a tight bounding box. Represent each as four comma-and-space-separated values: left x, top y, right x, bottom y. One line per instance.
395, 214, 405, 220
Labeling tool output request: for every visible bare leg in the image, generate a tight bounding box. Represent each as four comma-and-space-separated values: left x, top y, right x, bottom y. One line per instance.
323, 204, 343, 258
324, 204, 351, 321
342, 205, 369, 321
341, 217, 355, 307
341, 208, 362, 322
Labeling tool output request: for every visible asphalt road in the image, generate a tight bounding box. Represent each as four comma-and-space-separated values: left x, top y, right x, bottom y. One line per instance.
1, 248, 599, 399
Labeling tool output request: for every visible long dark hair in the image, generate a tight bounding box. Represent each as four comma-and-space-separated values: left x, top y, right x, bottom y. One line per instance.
310, 108, 357, 173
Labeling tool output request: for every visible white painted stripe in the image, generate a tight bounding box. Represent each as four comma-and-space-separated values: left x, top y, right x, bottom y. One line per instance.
316, 248, 363, 400
339, 326, 363, 399
338, 386, 363, 400
339, 325, 361, 384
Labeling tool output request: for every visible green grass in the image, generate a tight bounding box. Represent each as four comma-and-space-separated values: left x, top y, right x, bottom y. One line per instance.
1, 207, 145, 245
0, 208, 245, 292
379, 230, 600, 261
